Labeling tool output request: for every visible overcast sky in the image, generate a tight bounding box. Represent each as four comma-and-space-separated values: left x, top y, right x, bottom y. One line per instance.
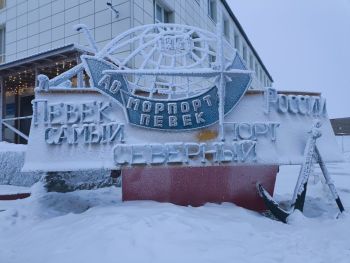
226, 0, 350, 118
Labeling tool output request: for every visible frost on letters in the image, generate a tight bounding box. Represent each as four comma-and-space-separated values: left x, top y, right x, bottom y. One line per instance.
33, 100, 125, 145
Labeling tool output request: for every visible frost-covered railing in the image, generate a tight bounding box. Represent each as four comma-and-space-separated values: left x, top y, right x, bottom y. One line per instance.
36, 25, 97, 91
0, 116, 32, 141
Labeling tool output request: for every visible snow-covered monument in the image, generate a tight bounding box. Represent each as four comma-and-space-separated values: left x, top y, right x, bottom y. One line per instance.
20, 18, 344, 221
0, 1, 345, 222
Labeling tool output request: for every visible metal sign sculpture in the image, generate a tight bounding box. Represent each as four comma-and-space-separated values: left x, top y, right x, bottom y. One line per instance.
41, 23, 251, 136
78, 22, 252, 136
22, 21, 345, 221
23, 22, 342, 171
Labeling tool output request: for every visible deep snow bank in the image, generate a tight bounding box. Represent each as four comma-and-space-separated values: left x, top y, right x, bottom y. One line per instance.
0, 142, 41, 186
0, 142, 113, 189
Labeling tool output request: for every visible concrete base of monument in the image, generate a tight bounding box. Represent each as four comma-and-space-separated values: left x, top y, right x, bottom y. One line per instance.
122, 165, 279, 212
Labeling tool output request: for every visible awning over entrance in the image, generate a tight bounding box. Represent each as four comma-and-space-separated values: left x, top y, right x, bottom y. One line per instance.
0, 44, 91, 75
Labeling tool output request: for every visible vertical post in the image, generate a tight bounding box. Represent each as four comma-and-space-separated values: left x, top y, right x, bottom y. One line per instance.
34, 66, 39, 88
14, 90, 19, 144
77, 70, 84, 88
74, 25, 98, 54
76, 54, 84, 88
216, 1, 225, 141
0, 76, 3, 141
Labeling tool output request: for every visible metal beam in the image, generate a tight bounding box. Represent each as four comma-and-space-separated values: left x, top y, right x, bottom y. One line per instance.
57, 54, 69, 59
2, 115, 32, 122
76, 54, 84, 88
1, 121, 29, 141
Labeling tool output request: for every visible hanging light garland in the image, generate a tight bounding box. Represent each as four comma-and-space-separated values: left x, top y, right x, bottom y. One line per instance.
4, 58, 77, 97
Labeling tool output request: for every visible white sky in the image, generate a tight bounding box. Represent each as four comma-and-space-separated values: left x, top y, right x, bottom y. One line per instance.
226, 0, 350, 118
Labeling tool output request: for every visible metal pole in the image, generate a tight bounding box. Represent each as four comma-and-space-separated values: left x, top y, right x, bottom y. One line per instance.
315, 146, 345, 213
216, 1, 225, 141
34, 66, 38, 87
14, 90, 19, 143
74, 24, 98, 53
76, 54, 84, 88
2, 116, 32, 121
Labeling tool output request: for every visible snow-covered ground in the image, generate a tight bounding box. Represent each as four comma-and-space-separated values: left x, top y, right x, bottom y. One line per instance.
0, 185, 29, 195
0, 160, 349, 263
0, 141, 27, 152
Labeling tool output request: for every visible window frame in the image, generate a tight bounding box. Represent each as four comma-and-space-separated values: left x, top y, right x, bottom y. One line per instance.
234, 33, 240, 51
208, 0, 217, 23
0, 25, 5, 63
223, 16, 230, 39
154, 1, 172, 23
249, 54, 254, 69
0, 0, 6, 10
208, 46, 216, 65
242, 44, 247, 62
254, 62, 258, 78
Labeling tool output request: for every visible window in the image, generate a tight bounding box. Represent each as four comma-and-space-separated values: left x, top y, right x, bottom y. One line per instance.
0, 0, 5, 9
0, 26, 5, 63
208, 0, 217, 22
192, 33, 202, 61
234, 33, 240, 51
223, 17, 230, 39
249, 54, 253, 69
155, 1, 173, 23
254, 62, 258, 77
208, 46, 216, 65
242, 44, 247, 62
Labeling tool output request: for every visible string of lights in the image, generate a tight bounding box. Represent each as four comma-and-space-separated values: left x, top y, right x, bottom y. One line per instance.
4, 59, 76, 97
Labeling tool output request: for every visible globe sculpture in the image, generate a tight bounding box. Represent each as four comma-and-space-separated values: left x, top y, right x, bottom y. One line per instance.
96, 23, 237, 100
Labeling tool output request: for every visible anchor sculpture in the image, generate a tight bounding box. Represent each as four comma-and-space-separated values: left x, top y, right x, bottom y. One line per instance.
257, 121, 345, 223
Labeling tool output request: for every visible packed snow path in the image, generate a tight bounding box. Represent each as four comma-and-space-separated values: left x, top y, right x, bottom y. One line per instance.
0, 162, 350, 263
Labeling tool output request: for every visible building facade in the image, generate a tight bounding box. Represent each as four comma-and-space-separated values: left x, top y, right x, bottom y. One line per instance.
330, 118, 350, 154
0, 0, 273, 143
331, 118, 350, 136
